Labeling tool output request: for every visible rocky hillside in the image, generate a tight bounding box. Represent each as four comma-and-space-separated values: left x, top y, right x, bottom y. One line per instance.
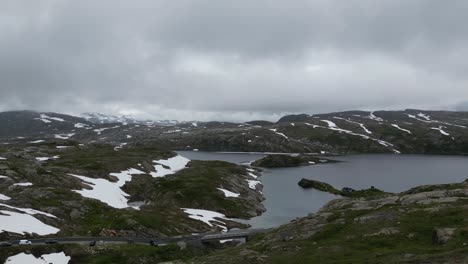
0, 142, 264, 240
2, 109, 468, 155
1, 179, 465, 263
188, 179, 468, 264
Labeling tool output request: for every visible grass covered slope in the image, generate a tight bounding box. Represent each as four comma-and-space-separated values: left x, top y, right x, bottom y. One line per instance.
251, 154, 335, 168
187, 180, 468, 264
0, 143, 264, 240
2, 180, 464, 263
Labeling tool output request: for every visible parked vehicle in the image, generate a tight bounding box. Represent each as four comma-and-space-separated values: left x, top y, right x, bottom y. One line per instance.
19, 240, 32, 245
0, 242, 12, 247
44, 239, 59, 244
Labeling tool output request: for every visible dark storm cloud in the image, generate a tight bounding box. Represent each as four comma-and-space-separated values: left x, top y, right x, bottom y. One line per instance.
1, 0, 468, 121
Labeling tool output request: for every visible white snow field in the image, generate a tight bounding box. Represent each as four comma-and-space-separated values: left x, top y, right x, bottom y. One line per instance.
431, 126, 450, 136
13, 182, 33, 187
248, 172, 258, 179
368, 112, 384, 122
35, 114, 65, 124
54, 133, 75, 139
417, 113, 431, 121
0, 202, 56, 218
56, 146, 71, 149
217, 188, 240, 198
28, 140, 45, 144
391, 124, 412, 134
333, 117, 372, 134
36, 156, 60, 161
0, 202, 59, 235
247, 180, 261, 190
151, 155, 190, 177
269, 129, 289, 140
182, 208, 230, 231
93, 126, 120, 135
74, 123, 88, 128
4, 252, 70, 264
406, 114, 432, 123
310, 120, 400, 153
69, 168, 145, 209
0, 193, 11, 200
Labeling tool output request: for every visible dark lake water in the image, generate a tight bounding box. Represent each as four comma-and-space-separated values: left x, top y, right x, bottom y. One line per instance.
177, 151, 468, 228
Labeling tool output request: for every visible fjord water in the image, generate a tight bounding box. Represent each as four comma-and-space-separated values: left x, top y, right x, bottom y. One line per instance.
177, 151, 468, 228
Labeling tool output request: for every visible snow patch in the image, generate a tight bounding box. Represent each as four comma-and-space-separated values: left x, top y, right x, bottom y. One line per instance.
0, 211, 60, 236
182, 208, 230, 232
54, 133, 75, 139
417, 113, 431, 121
248, 172, 258, 179
74, 123, 88, 128
368, 112, 383, 122
151, 155, 190, 177
114, 143, 128, 151
406, 114, 431, 123
69, 168, 145, 209
28, 140, 45, 144
269, 129, 289, 140
391, 124, 412, 134
0, 193, 11, 200
35, 114, 65, 123
0, 203, 56, 218
93, 126, 120, 135
431, 126, 450, 136
13, 182, 33, 187
247, 180, 261, 190
333, 117, 372, 134
316, 120, 400, 153
217, 188, 240, 198
56, 146, 71, 149
0, 203, 59, 235
36, 156, 60, 161
4, 252, 70, 264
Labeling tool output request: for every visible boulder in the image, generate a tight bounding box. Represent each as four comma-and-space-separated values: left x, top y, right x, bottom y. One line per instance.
432, 228, 456, 244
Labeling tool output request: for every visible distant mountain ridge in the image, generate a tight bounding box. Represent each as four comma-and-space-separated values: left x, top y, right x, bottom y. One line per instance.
81, 112, 179, 126
1, 109, 468, 155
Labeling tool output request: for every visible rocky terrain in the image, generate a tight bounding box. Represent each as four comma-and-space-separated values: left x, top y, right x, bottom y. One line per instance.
0, 142, 264, 241
2, 109, 468, 155
297, 178, 387, 198
251, 154, 334, 168
186, 179, 468, 264
0, 109, 467, 263
1, 179, 465, 263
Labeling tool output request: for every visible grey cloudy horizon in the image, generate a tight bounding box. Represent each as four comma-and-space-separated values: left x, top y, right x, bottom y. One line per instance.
1, 0, 468, 122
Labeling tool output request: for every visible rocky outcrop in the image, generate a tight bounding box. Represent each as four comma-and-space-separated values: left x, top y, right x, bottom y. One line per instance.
185, 179, 468, 264
298, 178, 387, 198
252, 154, 333, 168
432, 228, 457, 244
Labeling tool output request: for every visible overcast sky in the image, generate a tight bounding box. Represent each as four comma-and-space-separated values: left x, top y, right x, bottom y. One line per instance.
1, 0, 468, 121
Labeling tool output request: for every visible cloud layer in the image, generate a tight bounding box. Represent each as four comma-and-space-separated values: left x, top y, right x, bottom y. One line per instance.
1, 0, 468, 121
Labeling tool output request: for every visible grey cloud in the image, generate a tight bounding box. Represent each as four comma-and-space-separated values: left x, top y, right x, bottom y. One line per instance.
1, 0, 468, 121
